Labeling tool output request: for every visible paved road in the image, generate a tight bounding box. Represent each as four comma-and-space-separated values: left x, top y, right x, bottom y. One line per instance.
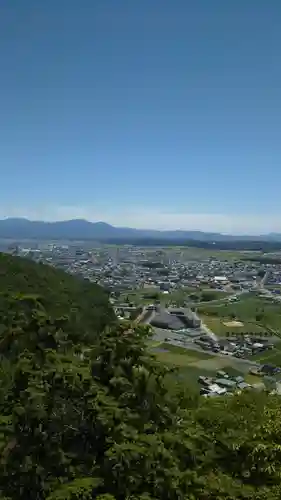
200, 321, 218, 342
261, 271, 270, 288
136, 308, 155, 325
254, 270, 269, 291
151, 330, 260, 371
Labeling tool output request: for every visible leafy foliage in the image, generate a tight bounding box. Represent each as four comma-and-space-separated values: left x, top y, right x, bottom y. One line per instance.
0, 255, 280, 499
0, 252, 115, 342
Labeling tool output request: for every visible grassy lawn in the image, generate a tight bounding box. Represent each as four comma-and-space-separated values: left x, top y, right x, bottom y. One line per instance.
155, 351, 204, 366
244, 373, 262, 385
159, 343, 213, 359
150, 343, 212, 366
151, 342, 211, 359
201, 316, 231, 336
146, 339, 162, 348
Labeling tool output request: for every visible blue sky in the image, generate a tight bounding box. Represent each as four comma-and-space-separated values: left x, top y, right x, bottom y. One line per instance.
0, 0, 281, 234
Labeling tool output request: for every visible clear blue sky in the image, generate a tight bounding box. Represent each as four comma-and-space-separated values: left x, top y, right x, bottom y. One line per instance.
1, 0, 281, 233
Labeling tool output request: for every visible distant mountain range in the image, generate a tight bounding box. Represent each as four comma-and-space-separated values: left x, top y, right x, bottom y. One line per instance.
0, 217, 281, 242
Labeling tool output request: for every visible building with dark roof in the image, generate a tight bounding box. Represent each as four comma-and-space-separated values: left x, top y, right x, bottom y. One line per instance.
150, 310, 184, 330
168, 307, 201, 328
150, 307, 201, 330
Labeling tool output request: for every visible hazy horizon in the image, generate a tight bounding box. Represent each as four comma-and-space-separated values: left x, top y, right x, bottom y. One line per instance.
0, 208, 281, 236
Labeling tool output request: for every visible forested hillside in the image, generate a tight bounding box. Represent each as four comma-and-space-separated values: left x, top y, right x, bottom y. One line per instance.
0, 254, 280, 499
0, 252, 115, 341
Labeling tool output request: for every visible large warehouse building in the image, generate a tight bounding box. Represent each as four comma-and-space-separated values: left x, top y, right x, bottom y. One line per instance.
150, 307, 201, 330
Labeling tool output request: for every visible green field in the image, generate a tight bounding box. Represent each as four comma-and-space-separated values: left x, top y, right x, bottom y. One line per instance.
160, 343, 213, 358
120, 286, 231, 308
106, 244, 262, 262
148, 341, 281, 393
119, 287, 198, 306
175, 364, 243, 386
251, 342, 281, 366
173, 247, 261, 262
244, 373, 262, 385
201, 315, 266, 337
149, 342, 245, 391
153, 344, 212, 366
198, 294, 281, 336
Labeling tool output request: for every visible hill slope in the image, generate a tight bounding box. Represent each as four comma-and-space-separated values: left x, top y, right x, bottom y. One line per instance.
0, 255, 280, 499
0, 252, 115, 338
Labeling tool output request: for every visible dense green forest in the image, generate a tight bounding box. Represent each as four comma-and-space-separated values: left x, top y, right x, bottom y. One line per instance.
0, 253, 115, 342
0, 253, 281, 499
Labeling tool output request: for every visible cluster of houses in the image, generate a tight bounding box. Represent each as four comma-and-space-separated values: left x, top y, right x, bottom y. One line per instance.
13, 242, 281, 295
199, 370, 264, 397
199, 364, 281, 397
199, 371, 251, 396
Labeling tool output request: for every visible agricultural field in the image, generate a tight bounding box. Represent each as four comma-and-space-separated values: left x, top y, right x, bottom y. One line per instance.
176, 247, 262, 262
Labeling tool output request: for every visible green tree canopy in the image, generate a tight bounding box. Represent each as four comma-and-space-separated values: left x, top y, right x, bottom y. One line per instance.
0, 252, 115, 342
0, 255, 280, 499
